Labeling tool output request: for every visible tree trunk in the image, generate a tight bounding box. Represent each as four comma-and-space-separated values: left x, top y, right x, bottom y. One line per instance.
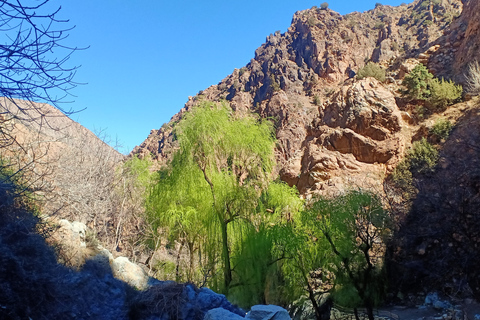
220, 220, 232, 293
188, 241, 195, 282
353, 308, 360, 320
175, 241, 184, 282
309, 289, 322, 320
365, 299, 375, 320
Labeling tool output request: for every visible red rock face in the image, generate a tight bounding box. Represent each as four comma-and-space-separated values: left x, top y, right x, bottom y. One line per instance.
426, 0, 480, 81
453, 0, 480, 78
132, 0, 466, 196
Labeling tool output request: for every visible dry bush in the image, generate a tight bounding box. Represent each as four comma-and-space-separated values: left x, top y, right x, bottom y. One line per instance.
357, 62, 386, 82
128, 282, 189, 320
465, 60, 480, 96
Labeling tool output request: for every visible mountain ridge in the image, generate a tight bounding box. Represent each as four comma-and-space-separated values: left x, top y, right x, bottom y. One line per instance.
132, 0, 472, 197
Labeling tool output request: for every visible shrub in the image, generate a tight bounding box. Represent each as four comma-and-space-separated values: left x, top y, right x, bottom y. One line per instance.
403, 64, 463, 110
391, 159, 414, 193
430, 119, 452, 140
270, 75, 281, 92
313, 95, 321, 106
429, 78, 463, 109
374, 21, 386, 29
391, 138, 438, 194
320, 2, 329, 10
423, 19, 433, 26
464, 60, 480, 96
357, 62, 386, 82
408, 138, 438, 175
402, 64, 433, 100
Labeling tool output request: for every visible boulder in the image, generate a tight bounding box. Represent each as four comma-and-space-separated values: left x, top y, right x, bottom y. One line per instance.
204, 308, 244, 320
246, 305, 291, 320
111, 256, 149, 290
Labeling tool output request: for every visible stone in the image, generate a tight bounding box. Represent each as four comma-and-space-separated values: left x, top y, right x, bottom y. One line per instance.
204, 308, 244, 320
111, 256, 149, 290
246, 305, 291, 320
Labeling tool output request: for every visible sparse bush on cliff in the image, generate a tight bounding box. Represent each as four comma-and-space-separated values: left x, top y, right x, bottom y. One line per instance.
430, 118, 453, 141
402, 64, 433, 100
307, 16, 317, 27
408, 138, 439, 175
270, 74, 281, 92
402, 64, 462, 111
357, 62, 386, 82
391, 137, 438, 197
374, 21, 386, 30
429, 78, 463, 109
320, 2, 329, 10
465, 59, 480, 96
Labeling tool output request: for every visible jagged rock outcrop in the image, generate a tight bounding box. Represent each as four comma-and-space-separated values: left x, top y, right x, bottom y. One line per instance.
282, 78, 405, 194
427, 0, 480, 81
132, 0, 463, 196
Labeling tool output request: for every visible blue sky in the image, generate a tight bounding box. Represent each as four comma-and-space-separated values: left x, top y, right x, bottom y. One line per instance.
55, 0, 409, 154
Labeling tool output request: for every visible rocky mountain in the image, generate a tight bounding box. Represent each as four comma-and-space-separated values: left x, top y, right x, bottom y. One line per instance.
132, 0, 480, 301
132, 0, 472, 197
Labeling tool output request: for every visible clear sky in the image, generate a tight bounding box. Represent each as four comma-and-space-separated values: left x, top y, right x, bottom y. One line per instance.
54, 0, 409, 154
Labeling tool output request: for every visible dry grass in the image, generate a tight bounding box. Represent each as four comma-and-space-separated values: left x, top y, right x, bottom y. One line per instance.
465, 60, 480, 96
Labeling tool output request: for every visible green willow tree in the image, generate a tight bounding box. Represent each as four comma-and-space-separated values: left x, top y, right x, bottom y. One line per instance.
148, 101, 276, 293
230, 181, 304, 307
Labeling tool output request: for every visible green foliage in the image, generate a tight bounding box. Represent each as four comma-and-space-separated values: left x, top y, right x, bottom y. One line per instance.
320, 2, 329, 10
121, 156, 152, 189
357, 62, 386, 82
402, 64, 433, 100
419, 0, 441, 11
313, 95, 321, 106
239, 67, 247, 76
392, 137, 438, 193
391, 159, 414, 194
148, 101, 280, 298
430, 119, 453, 140
408, 138, 438, 175
402, 64, 463, 110
429, 78, 463, 109
423, 19, 433, 26
374, 21, 385, 30
302, 190, 390, 316
229, 226, 276, 307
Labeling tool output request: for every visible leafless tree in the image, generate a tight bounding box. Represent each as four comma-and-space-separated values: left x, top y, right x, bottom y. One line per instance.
0, 0, 80, 109
0, 0, 82, 185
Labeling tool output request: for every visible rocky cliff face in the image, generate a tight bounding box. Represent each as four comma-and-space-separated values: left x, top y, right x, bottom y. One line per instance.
427, 0, 480, 81
133, 0, 468, 196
